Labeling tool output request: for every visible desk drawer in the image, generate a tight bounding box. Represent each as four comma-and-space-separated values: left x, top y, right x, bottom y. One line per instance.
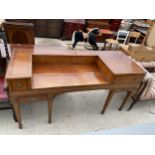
113, 75, 143, 85
18, 95, 48, 103
11, 79, 29, 92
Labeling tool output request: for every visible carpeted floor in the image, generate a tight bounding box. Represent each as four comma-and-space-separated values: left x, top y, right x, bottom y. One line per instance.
0, 38, 155, 135
0, 90, 155, 134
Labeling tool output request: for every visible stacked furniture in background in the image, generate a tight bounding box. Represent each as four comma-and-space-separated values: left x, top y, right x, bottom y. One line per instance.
62, 19, 86, 40
120, 23, 155, 63
119, 23, 155, 110
86, 19, 122, 31
86, 19, 122, 42
5, 19, 122, 41
5, 19, 64, 38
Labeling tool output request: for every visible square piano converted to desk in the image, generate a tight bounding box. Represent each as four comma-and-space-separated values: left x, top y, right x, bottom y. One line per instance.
5, 45, 145, 129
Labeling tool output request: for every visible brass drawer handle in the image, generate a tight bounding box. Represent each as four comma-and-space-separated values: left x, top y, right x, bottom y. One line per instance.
30, 97, 36, 101
16, 83, 22, 88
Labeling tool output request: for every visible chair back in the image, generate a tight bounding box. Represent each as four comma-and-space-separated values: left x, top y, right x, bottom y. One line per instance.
128, 31, 141, 43
116, 30, 129, 44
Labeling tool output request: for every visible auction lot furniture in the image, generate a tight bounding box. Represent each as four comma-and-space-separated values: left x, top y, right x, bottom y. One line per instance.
5, 44, 145, 129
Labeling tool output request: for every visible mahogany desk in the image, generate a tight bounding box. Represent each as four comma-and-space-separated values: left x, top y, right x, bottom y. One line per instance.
5, 44, 145, 129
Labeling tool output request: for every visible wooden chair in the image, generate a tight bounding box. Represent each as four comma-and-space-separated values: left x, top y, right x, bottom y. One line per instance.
104, 30, 129, 50
3, 21, 35, 45
127, 71, 155, 110
128, 31, 141, 43
120, 23, 155, 62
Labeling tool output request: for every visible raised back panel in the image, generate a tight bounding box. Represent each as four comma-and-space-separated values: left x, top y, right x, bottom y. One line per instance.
33, 55, 97, 65
3, 21, 35, 45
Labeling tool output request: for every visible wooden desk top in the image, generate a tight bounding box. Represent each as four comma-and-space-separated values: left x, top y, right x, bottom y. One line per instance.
6, 48, 32, 79
5, 44, 145, 95
99, 52, 144, 75
5, 45, 145, 80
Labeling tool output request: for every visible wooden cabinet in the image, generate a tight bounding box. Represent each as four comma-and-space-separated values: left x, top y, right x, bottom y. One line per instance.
86, 19, 122, 31
62, 22, 85, 40
5, 19, 64, 38
3, 21, 35, 44
34, 19, 63, 38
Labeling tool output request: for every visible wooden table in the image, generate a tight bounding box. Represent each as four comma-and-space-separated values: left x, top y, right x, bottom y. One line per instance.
100, 29, 114, 35
87, 28, 114, 35
5, 44, 145, 129
87, 28, 115, 42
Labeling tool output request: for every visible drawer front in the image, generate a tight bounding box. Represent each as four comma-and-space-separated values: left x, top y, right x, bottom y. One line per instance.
11, 79, 29, 92
113, 75, 143, 86
18, 95, 48, 103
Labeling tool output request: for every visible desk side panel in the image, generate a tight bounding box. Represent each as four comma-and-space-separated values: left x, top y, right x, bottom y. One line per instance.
5, 48, 32, 92
33, 55, 97, 65
5, 48, 32, 79
96, 58, 114, 83
113, 74, 144, 87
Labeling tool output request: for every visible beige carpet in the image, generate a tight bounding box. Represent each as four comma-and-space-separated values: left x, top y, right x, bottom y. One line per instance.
1, 38, 155, 134
0, 90, 155, 134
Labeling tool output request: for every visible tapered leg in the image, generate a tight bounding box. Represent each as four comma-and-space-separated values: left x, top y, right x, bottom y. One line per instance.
9, 97, 17, 122
48, 95, 53, 124
13, 100, 22, 129
127, 82, 147, 111
127, 99, 137, 111
11, 104, 17, 122
101, 42, 106, 50
101, 90, 115, 114
109, 43, 112, 50
118, 91, 132, 111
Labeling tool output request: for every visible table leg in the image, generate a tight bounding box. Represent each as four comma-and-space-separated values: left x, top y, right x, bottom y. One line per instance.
12, 98, 22, 129
101, 42, 106, 50
11, 104, 17, 122
109, 43, 112, 50
118, 91, 132, 111
9, 97, 17, 122
101, 90, 115, 114
115, 43, 119, 50
48, 95, 53, 124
